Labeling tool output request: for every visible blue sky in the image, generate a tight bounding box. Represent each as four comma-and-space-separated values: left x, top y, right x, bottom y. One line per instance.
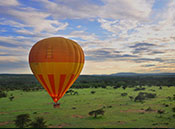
0, 0, 175, 74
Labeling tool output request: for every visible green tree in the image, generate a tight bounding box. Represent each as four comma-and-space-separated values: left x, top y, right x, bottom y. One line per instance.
30, 117, 47, 128
14, 114, 31, 128
0, 90, 7, 98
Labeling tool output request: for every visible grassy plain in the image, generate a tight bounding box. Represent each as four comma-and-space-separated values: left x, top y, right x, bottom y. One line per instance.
0, 86, 175, 128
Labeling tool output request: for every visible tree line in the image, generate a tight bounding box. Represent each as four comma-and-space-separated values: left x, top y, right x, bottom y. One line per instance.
0, 74, 175, 91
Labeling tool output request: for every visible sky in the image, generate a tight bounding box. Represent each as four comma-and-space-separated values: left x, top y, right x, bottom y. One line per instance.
0, 0, 175, 75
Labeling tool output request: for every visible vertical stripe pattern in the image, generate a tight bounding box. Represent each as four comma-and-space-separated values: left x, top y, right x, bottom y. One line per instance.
36, 73, 78, 103
38, 74, 52, 95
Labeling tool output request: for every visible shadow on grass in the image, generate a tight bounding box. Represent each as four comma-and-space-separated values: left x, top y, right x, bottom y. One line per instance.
85, 116, 105, 120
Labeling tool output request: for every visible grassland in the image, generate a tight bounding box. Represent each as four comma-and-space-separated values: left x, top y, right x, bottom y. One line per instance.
0, 86, 175, 128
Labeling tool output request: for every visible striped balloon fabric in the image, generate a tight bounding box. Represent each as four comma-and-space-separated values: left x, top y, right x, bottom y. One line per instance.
29, 37, 84, 103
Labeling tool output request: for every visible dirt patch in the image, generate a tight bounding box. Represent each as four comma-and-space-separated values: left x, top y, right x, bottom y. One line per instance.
0, 112, 7, 114
120, 109, 157, 113
49, 125, 63, 128
44, 112, 49, 114
154, 126, 168, 128
118, 121, 126, 124
0, 121, 12, 126
120, 109, 145, 113
49, 123, 70, 128
72, 115, 84, 118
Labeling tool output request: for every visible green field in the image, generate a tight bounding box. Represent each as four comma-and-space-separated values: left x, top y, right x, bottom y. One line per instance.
0, 86, 175, 128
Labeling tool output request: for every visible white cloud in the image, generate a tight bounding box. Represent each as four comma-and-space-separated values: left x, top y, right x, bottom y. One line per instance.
0, 0, 175, 74
0, 36, 34, 46
6, 8, 69, 33
97, 0, 175, 46
36, 0, 154, 20
100, 0, 154, 20
68, 31, 98, 41
98, 19, 138, 37
0, 0, 20, 6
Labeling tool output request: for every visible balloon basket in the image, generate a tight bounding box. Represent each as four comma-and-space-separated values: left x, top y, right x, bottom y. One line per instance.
53, 103, 60, 108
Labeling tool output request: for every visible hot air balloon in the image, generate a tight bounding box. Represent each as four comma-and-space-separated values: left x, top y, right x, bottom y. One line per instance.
29, 37, 84, 105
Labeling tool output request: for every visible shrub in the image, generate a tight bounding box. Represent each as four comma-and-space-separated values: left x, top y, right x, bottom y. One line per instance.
122, 86, 126, 90
157, 109, 165, 117
0, 90, 7, 98
173, 94, 175, 100
163, 103, 169, 107
91, 91, 96, 94
30, 117, 47, 128
145, 107, 153, 112
89, 108, 105, 118
9, 96, 15, 101
14, 114, 31, 128
134, 87, 145, 91
146, 93, 156, 98
101, 85, 107, 88
73, 91, 78, 95
107, 105, 112, 108
129, 96, 134, 101
172, 107, 175, 112
72, 107, 76, 109
121, 93, 127, 96
113, 86, 120, 89
167, 96, 171, 100
134, 92, 156, 102
66, 89, 74, 95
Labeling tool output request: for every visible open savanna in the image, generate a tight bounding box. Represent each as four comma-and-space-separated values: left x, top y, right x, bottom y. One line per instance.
0, 86, 175, 128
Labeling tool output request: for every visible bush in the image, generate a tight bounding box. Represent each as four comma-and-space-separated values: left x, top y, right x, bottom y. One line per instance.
89, 108, 105, 118
146, 93, 156, 98
113, 86, 120, 89
9, 96, 15, 101
122, 86, 127, 90
173, 94, 175, 100
73, 91, 78, 95
129, 96, 134, 101
91, 91, 96, 94
30, 117, 47, 128
14, 114, 31, 128
121, 93, 127, 96
66, 89, 74, 95
134, 92, 156, 102
157, 109, 165, 117
145, 107, 153, 111
172, 107, 175, 112
134, 87, 145, 91
0, 90, 7, 98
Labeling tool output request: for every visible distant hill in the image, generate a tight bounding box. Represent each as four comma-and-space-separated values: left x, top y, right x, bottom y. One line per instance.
110, 72, 175, 76
1, 73, 175, 76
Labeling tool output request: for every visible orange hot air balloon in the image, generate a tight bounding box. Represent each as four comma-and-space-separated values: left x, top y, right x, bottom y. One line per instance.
29, 37, 84, 103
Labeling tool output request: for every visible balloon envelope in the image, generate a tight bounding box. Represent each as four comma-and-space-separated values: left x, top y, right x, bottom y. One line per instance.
29, 37, 84, 103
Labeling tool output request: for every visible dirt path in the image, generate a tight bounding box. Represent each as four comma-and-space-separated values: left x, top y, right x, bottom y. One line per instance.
0, 121, 12, 126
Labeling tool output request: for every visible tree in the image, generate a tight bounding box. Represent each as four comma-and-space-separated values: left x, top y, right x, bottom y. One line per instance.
14, 114, 31, 128
9, 96, 14, 101
157, 109, 164, 117
88, 108, 105, 118
91, 91, 96, 94
172, 107, 175, 112
73, 91, 78, 95
134, 92, 156, 102
0, 90, 7, 98
30, 117, 47, 128
129, 96, 134, 101
121, 93, 127, 96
